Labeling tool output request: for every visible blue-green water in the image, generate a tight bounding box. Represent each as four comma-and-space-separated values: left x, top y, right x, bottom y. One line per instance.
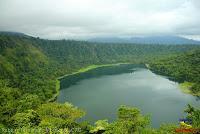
57, 65, 199, 128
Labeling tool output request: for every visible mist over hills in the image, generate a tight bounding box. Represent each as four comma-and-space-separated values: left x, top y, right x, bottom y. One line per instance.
89, 36, 200, 45
0, 31, 27, 37
1, 31, 200, 45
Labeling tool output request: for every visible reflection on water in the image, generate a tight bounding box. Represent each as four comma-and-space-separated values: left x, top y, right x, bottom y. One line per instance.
57, 64, 200, 128
60, 64, 144, 89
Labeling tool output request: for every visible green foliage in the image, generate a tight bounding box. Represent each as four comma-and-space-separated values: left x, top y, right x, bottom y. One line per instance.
0, 35, 54, 101
35, 38, 199, 75
104, 105, 150, 134
89, 106, 152, 134
0, 33, 200, 133
37, 102, 85, 129
89, 120, 109, 133
150, 50, 200, 95
0, 79, 22, 125
17, 94, 41, 112
156, 124, 178, 134
191, 83, 200, 94
9, 110, 40, 128
185, 104, 200, 128
0, 34, 199, 101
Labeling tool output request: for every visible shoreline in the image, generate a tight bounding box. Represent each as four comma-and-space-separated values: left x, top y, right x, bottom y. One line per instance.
49, 63, 199, 102
178, 82, 199, 96
179, 82, 193, 94
57, 63, 130, 80
47, 79, 60, 102
146, 64, 198, 97
145, 63, 150, 69
49, 63, 130, 102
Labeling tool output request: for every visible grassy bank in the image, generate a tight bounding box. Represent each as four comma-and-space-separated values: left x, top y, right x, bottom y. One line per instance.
57, 63, 129, 80
47, 79, 60, 102
179, 82, 200, 96
147, 64, 198, 96
50, 63, 129, 102
179, 82, 194, 95
145, 63, 150, 69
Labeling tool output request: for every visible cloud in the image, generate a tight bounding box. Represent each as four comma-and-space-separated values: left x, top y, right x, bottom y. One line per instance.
0, 0, 199, 39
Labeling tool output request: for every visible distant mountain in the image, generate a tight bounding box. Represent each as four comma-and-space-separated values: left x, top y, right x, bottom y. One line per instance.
0, 31, 28, 37
89, 36, 200, 45
1, 32, 199, 45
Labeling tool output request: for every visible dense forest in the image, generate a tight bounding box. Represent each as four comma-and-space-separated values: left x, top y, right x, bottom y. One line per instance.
0, 33, 200, 133
149, 50, 200, 96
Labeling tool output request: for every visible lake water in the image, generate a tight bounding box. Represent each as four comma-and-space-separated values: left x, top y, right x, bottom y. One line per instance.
57, 64, 199, 128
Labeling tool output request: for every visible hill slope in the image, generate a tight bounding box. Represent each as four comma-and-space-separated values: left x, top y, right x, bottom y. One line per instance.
149, 50, 200, 96
0, 33, 199, 132
0, 33, 199, 100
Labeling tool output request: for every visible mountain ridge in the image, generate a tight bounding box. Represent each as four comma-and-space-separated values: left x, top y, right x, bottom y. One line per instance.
1, 31, 200, 45
88, 35, 200, 45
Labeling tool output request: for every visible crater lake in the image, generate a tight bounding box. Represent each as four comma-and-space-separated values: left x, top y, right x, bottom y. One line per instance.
57, 64, 200, 128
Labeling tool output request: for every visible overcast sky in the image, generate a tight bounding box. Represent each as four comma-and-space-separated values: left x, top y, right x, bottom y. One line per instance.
0, 0, 200, 40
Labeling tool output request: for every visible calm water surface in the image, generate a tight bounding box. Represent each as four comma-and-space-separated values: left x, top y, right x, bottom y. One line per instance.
57, 65, 199, 128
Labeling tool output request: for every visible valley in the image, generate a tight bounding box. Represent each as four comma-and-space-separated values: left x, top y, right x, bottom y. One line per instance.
0, 33, 200, 133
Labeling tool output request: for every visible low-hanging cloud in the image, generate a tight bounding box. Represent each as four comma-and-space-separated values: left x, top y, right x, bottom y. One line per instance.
0, 0, 200, 39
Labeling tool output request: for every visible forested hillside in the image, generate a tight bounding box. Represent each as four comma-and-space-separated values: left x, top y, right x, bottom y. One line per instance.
34, 37, 200, 76
0, 33, 199, 133
149, 50, 200, 96
0, 34, 56, 101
